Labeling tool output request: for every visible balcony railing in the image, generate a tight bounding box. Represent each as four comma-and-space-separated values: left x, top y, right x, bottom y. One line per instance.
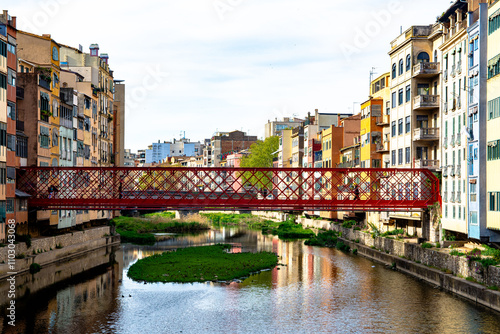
456, 165, 461, 178
413, 127, 439, 141
457, 98, 461, 109
444, 101, 448, 113
456, 191, 462, 203
443, 191, 448, 203
375, 142, 389, 153
450, 191, 455, 203
451, 64, 456, 77
413, 62, 440, 77
337, 159, 359, 168
442, 166, 448, 177
443, 136, 448, 149
414, 159, 440, 170
457, 60, 462, 74
456, 134, 461, 146
450, 134, 455, 147
376, 115, 390, 126
413, 95, 440, 110
450, 165, 456, 177
39, 76, 51, 90
444, 69, 448, 82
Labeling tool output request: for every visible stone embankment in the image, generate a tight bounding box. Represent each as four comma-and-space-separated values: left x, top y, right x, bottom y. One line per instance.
299, 217, 500, 313
0, 226, 120, 279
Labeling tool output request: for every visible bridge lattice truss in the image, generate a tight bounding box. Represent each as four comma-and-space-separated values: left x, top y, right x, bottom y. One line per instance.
16, 167, 440, 211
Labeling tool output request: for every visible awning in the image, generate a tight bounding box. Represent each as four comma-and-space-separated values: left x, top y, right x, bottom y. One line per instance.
15, 189, 31, 198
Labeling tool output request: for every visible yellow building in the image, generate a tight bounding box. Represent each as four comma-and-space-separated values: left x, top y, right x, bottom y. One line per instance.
486, 0, 500, 231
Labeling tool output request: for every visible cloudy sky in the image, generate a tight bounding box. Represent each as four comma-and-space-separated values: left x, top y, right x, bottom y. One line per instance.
6, 0, 452, 152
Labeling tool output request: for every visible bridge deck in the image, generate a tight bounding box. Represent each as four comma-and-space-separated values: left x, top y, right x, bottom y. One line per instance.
16, 167, 440, 211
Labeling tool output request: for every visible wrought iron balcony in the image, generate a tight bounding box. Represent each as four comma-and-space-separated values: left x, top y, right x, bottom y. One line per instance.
456, 165, 461, 178
456, 191, 462, 203
39, 76, 51, 90
443, 191, 448, 203
443, 137, 448, 149
450, 191, 455, 203
450, 165, 456, 177
413, 95, 440, 110
444, 69, 448, 82
451, 65, 456, 78
413, 62, 440, 78
450, 134, 455, 147
413, 127, 439, 141
456, 134, 461, 146
442, 166, 448, 177
375, 142, 389, 153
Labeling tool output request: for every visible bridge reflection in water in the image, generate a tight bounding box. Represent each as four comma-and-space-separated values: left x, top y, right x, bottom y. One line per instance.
17, 167, 440, 212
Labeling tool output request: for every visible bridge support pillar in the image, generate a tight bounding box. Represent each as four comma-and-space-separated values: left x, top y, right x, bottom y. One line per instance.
175, 210, 200, 219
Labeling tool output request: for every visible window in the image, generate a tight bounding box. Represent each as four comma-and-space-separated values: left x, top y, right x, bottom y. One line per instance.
391, 121, 396, 137
52, 128, 58, 147
391, 150, 396, 166
489, 192, 500, 211
398, 118, 403, 135
392, 63, 396, 79
0, 73, 5, 90
406, 54, 411, 71
488, 96, 500, 120
487, 140, 500, 160
392, 92, 396, 108
405, 85, 411, 102
6, 134, 15, 151
405, 116, 410, 133
470, 211, 478, 225
0, 123, 6, 148
7, 102, 15, 120
398, 89, 403, 105
7, 43, 15, 54
18, 199, 27, 212
52, 100, 58, 117
16, 136, 27, 158
398, 148, 403, 165
417, 52, 430, 63
488, 53, 500, 79
470, 183, 477, 202
0, 40, 6, 58
405, 147, 410, 164
7, 68, 15, 87
490, 9, 500, 35
40, 126, 50, 148
6, 199, 14, 214
399, 59, 404, 75
0, 162, 5, 185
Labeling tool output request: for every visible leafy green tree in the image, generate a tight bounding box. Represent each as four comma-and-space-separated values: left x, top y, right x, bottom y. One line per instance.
240, 136, 279, 190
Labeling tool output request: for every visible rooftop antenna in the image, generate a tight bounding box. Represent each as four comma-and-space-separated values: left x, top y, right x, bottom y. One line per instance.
369, 67, 377, 95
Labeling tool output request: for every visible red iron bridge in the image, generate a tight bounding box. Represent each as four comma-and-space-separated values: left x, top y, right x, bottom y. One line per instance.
16, 167, 440, 212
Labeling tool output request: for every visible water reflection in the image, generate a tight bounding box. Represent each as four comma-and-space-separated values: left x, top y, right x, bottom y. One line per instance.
2, 227, 500, 334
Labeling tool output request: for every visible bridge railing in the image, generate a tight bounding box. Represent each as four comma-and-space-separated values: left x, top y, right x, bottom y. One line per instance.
16, 167, 440, 211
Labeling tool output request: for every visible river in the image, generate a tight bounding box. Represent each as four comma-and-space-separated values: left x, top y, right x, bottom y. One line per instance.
1, 227, 500, 334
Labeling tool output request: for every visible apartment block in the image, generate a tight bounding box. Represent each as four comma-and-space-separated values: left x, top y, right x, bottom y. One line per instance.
439, 1, 470, 237
487, 0, 500, 233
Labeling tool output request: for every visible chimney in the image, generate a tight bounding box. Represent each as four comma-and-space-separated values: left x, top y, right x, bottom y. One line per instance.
89, 44, 99, 57
100, 53, 109, 64
42, 34, 51, 39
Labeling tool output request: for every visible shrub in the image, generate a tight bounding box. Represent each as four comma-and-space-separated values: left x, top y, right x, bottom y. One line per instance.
421, 242, 433, 249
117, 230, 156, 245
15, 253, 25, 259
56, 244, 63, 249
342, 220, 356, 229
488, 285, 499, 291
30, 263, 41, 274
435, 242, 441, 248
354, 239, 360, 243
450, 250, 465, 256
336, 241, 350, 252
16, 234, 32, 248
352, 248, 358, 255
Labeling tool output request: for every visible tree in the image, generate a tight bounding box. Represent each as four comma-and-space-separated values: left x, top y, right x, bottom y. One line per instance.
240, 136, 279, 190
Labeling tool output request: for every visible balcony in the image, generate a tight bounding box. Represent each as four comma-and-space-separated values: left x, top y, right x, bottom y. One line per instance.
456, 165, 461, 178
442, 166, 448, 177
443, 192, 448, 203
414, 159, 440, 170
457, 98, 461, 110
444, 102, 448, 114
413, 127, 439, 141
443, 137, 448, 149
456, 191, 462, 203
450, 98, 456, 111
39, 76, 51, 91
450, 191, 455, 203
451, 64, 456, 78
413, 62, 440, 78
413, 95, 439, 110
16, 86, 24, 100
450, 165, 456, 177
444, 69, 448, 82
450, 134, 455, 147
376, 115, 390, 126
457, 60, 462, 74
456, 134, 461, 146
375, 142, 389, 153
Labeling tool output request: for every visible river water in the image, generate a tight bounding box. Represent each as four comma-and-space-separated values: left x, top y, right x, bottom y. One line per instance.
2, 227, 500, 334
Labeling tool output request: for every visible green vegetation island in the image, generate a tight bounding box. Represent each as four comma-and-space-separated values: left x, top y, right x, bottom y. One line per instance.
128, 244, 278, 283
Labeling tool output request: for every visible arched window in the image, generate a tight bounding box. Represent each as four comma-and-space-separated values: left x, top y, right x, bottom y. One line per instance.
399, 59, 404, 75
417, 52, 430, 63
392, 63, 396, 79
434, 50, 438, 63
51, 158, 58, 167
406, 54, 411, 71
52, 100, 59, 117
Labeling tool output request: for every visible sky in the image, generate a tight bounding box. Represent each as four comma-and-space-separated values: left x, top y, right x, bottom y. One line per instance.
5, 0, 453, 152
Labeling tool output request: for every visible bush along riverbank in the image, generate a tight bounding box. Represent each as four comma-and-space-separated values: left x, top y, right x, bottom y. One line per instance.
127, 244, 279, 283
304, 230, 353, 253
203, 213, 315, 239
112, 213, 210, 245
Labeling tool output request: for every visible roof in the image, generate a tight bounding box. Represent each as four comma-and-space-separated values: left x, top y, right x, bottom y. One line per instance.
15, 189, 31, 198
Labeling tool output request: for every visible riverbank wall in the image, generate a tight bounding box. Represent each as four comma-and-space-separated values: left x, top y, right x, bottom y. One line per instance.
0, 226, 120, 280
299, 217, 500, 313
